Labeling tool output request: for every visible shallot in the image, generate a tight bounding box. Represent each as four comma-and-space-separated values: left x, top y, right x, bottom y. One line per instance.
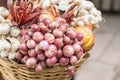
70, 56, 78, 65
31, 24, 40, 32
26, 57, 37, 68
54, 38, 63, 49
44, 33, 55, 43
59, 57, 69, 66
35, 64, 43, 72
53, 29, 64, 38
33, 32, 44, 42
28, 49, 37, 57
39, 40, 49, 50
15, 51, 23, 60
37, 53, 46, 61
27, 39, 36, 49
19, 43, 27, 51
63, 45, 74, 57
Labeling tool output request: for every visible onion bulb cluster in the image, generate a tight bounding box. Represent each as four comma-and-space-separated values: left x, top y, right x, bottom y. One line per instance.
15, 17, 84, 76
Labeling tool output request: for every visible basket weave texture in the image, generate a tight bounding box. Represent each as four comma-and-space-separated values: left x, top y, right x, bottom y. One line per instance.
0, 53, 90, 80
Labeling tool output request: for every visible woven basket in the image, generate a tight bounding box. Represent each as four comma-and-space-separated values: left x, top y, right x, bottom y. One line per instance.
0, 53, 90, 80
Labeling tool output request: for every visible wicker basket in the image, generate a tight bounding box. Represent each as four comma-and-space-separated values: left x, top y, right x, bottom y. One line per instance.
0, 53, 90, 80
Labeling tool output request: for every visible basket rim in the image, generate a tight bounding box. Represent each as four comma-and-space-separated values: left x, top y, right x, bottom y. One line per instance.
0, 53, 90, 70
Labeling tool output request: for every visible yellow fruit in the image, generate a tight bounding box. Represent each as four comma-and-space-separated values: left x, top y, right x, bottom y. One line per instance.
75, 26, 94, 51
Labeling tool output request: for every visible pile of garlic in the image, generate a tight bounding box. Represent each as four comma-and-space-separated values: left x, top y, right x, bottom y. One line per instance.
0, 7, 21, 59
41, 0, 102, 28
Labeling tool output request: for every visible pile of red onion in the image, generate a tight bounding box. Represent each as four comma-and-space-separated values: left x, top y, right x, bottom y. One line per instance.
15, 17, 84, 76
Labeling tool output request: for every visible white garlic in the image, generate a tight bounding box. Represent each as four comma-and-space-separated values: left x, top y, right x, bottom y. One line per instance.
0, 51, 9, 58
0, 15, 5, 23
0, 7, 9, 17
77, 21, 85, 26
50, 0, 60, 4
59, 0, 69, 11
80, 1, 94, 10
10, 27, 21, 37
5, 19, 13, 26
8, 52, 16, 60
89, 8, 98, 17
42, 0, 51, 9
0, 38, 11, 51
78, 9, 89, 16
7, 37, 20, 52
0, 23, 10, 35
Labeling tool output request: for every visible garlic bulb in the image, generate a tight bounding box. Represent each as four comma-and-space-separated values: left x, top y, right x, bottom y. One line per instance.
59, 0, 69, 11
8, 52, 16, 60
50, 0, 60, 4
0, 38, 11, 51
0, 23, 10, 35
7, 37, 20, 52
42, 0, 51, 8
10, 27, 21, 37
0, 15, 5, 23
0, 51, 9, 58
5, 19, 13, 26
0, 7, 9, 17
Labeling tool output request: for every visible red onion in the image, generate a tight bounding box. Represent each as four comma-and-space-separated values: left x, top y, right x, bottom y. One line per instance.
20, 50, 27, 55
26, 57, 37, 68
22, 55, 29, 63
63, 45, 74, 57
70, 56, 78, 65
39, 61, 46, 68
19, 43, 27, 51
15, 51, 23, 60
76, 51, 83, 59
55, 17, 66, 24
33, 32, 44, 42
43, 18, 51, 26
49, 21, 59, 30
39, 40, 49, 50
72, 43, 81, 54
50, 56, 57, 64
35, 64, 43, 72
63, 35, 71, 44
21, 35, 31, 42
80, 40, 84, 46
28, 30, 33, 37
59, 57, 69, 66
35, 45, 42, 54
46, 58, 53, 67
56, 49, 63, 58
49, 44, 57, 54
53, 29, 63, 38
37, 53, 46, 61
28, 49, 37, 57
77, 33, 84, 41
54, 38, 64, 49
39, 23, 48, 32
66, 28, 77, 39
44, 33, 55, 43
59, 24, 67, 33
68, 70, 75, 77
45, 49, 55, 58
27, 39, 36, 49
21, 29, 28, 36
46, 56, 57, 67
31, 24, 40, 32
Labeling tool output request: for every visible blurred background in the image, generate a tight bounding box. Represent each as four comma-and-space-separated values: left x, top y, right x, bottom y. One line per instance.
0, 0, 120, 80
